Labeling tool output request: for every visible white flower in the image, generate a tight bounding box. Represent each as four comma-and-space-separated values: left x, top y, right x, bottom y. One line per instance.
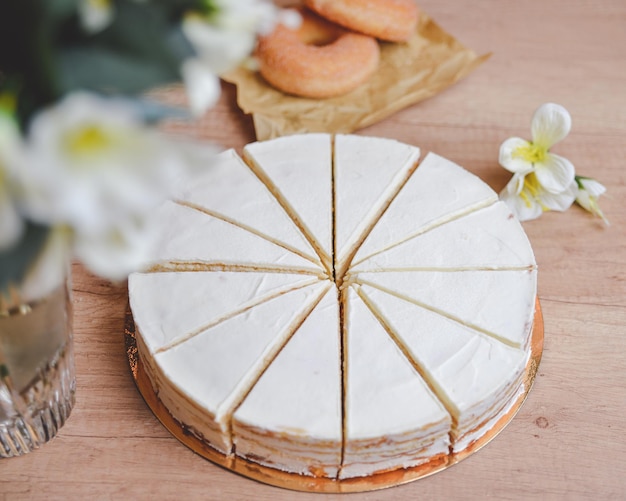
575, 176, 609, 225
181, 58, 222, 118
78, 0, 114, 33
183, 0, 277, 74
16, 92, 202, 280
499, 103, 575, 194
499, 103, 579, 221
0, 112, 25, 250
73, 215, 158, 281
181, 0, 290, 116
500, 172, 578, 222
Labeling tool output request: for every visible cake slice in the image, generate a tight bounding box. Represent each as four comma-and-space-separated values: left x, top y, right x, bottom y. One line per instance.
175, 149, 321, 266
351, 202, 536, 272
353, 269, 537, 349
232, 287, 342, 478
340, 287, 451, 479
243, 133, 333, 270
142, 281, 330, 454
129, 271, 321, 354
351, 152, 498, 265
333, 134, 420, 273
146, 200, 321, 274
356, 284, 530, 451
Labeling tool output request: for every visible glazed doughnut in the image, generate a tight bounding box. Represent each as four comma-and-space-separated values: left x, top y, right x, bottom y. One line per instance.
303, 0, 419, 42
255, 9, 380, 99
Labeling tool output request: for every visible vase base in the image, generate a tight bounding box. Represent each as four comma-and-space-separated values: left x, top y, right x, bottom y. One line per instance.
0, 341, 75, 458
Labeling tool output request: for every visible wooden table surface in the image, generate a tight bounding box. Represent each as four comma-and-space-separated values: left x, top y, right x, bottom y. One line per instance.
2, 1, 625, 499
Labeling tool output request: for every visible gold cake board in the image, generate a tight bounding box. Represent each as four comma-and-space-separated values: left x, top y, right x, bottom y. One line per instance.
124, 299, 543, 493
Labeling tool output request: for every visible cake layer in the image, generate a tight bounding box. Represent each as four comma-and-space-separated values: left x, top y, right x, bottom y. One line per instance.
341, 288, 451, 479
233, 287, 342, 478
153, 281, 330, 451
355, 284, 529, 443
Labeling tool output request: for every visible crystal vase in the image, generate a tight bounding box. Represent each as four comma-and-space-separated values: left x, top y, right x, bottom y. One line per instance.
0, 267, 75, 457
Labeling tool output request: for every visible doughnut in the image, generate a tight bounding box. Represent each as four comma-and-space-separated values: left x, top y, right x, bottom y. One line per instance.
303, 0, 419, 42
255, 9, 380, 99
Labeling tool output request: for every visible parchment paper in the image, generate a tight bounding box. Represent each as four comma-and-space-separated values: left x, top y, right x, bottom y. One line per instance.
222, 12, 490, 141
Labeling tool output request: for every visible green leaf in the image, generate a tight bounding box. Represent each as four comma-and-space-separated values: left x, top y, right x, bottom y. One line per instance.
55, 2, 197, 96
45, 0, 80, 20
0, 223, 50, 295
58, 47, 180, 95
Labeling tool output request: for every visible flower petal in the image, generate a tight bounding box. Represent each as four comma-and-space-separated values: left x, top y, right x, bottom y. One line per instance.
183, 17, 256, 75
181, 59, 221, 117
78, 0, 114, 34
276, 8, 302, 31
499, 137, 534, 174
534, 153, 575, 194
0, 189, 24, 250
577, 177, 606, 198
74, 217, 156, 281
575, 178, 609, 224
500, 185, 543, 222
531, 103, 571, 149
540, 180, 577, 212
503, 172, 526, 196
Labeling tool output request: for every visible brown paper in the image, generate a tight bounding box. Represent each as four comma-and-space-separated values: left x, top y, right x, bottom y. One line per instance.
222, 12, 490, 141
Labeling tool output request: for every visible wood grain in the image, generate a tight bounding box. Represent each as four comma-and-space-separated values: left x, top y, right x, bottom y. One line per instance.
2, 0, 625, 499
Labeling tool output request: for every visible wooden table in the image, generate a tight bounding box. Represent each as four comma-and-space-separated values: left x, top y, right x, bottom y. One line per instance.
2, 0, 625, 499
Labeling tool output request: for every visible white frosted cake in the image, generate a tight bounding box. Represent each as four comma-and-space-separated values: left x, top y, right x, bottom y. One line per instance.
128, 133, 537, 480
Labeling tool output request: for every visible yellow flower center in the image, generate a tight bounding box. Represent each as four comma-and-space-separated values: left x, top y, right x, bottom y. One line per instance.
64, 125, 114, 157
0, 93, 16, 113
513, 142, 547, 164
87, 0, 111, 10
519, 173, 548, 211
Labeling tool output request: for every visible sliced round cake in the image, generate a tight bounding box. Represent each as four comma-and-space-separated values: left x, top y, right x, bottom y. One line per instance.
128, 133, 537, 481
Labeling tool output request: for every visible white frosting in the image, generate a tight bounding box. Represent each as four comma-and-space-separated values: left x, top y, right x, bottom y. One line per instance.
354, 269, 537, 348
341, 287, 450, 478
452, 381, 525, 453
352, 202, 536, 272
352, 152, 498, 264
233, 287, 342, 477
243, 134, 333, 266
333, 134, 420, 266
148, 200, 320, 273
130, 134, 538, 481
356, 284, 529, 440
175, 149, 320, 265
154, 281, 330, 437
129, 271, 320, 354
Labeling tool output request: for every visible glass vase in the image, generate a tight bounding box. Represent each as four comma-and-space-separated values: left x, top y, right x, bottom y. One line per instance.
0, 269, 75, 458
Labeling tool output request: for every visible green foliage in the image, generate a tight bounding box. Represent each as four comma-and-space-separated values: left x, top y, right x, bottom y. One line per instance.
0, 0, 222, 294
0, 0, 199, 130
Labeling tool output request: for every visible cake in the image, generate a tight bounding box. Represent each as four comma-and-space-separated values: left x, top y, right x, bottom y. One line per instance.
128, 133, 537, 481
